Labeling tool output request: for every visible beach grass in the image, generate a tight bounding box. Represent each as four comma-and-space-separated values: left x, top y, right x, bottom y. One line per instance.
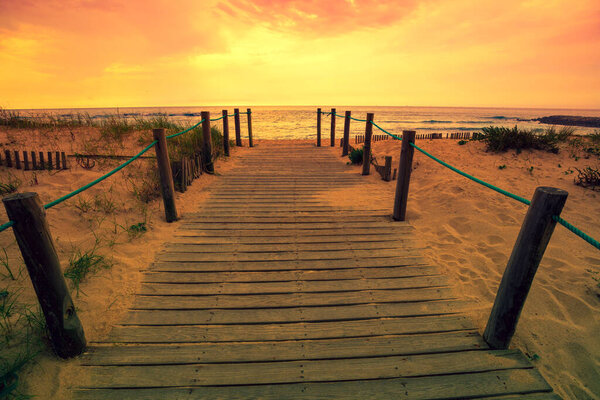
475, 125, 574, 153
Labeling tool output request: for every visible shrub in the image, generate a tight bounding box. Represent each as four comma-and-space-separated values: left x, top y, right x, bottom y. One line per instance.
574, 166, 600, 190
458, 140, 467, 145
0, 174, 21, 195
349, 148, 363, 164
475, 125, 573, 153
64, 248, 112, 293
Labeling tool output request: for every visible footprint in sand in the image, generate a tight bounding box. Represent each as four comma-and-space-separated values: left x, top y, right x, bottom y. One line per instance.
486, 234, 505, 245
448, 217, 472, 235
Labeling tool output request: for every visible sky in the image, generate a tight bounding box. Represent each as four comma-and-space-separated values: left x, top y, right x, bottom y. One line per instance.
0, 0, 599, 109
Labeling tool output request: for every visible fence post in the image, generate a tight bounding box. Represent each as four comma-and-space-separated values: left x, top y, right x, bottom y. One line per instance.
234, 108, 242, 146
316, 108, 322, 147
384, 156, 392, 182
342, 111, 351, 157
23, 151, 29, 171
330, 108, 336, 147
483, 187, 568, 349
361, 113, 374, 175
222, 110, 230, 157
152, 128, 178, 222
201, 111, 214, 174
247, 108, 254, 147
4, 150, 11, 168
2, 192, 86, 358
15, 151, 21, 169
393, 130, 416, 221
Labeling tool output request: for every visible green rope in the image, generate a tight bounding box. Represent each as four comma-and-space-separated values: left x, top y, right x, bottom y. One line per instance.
371, 121, 403, 140
210, 115, 225, 122
44, 140, 158, 210
166, 119, 203, 139
349, 116, 367, 122
0, 221, 14, 233
554, 216, 600, 250
410, 142, 531, 205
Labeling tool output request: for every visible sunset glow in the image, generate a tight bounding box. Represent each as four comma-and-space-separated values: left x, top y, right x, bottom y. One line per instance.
1, 0, 599, 109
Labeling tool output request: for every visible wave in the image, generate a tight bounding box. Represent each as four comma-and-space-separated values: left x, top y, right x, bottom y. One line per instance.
420, 120, 452, 123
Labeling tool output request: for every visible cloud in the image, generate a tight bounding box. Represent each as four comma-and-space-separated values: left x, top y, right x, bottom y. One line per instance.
217, 0, 427, 35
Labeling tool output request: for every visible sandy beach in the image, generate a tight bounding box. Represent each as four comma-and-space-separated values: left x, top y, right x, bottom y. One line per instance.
0, 129, 599, 399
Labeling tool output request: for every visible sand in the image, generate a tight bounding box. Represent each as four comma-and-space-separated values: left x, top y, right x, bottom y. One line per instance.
0, 130, 599, 399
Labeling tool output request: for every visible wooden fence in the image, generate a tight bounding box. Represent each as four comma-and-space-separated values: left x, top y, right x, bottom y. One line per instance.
0, 150, 68, 170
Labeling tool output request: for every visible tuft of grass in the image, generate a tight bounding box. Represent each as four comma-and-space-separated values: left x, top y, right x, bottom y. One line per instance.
475, 125, 573, 153
74, 197, 93, 213
498, 165, 507, 170
457, 140, 467, 145
124, 222, 147, 239
93, 193, 116, 214
130, 165, 161, 203
0, 249, 18, 281
349, 148, 363, 165
0, 174, 21, 196
64, 248, 112, 293
574, 166, 600, 190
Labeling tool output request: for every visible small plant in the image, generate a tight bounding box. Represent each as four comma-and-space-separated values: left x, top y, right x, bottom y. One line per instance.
349, 148, 363, 165
74, 197, 93, 213
574, 166, 600, 190
528, 166, 534, 175
0, 288, 21, 342
125, 222, 147, 239
498, 165, 507, 170
457, 140, 467, 145
0, 174, 21, 195
129, 165, 161, 203
589, 131, 600, 143
564, 168, 574, 175
64, 247, 112, 293
0, 249, 16, 281
93, 193, 117, 214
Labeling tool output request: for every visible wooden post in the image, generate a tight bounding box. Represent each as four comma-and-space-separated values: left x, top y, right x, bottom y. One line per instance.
384, 156, 392, 182
330, 108, 336, 147
201, 111, 214, 174
14, 151, 21, 169
247, 108, 253, 148
39, 152, 45, 170
31, 151, 37, 170
2, 192, 86, 358
342, 111, 351, 156
234, 108, 242, 146
222, 110, 230, 157
483, 187, 568, 349
23, 151, 29, 171
61, 152, 67, 169
393, 130, 416, 221
47, 151, 53, 170
55, 152, 60, 169
4, 150, 11, 168
152, 128, 178, 222
316, 108, 322, 147
361, 113, 374, 176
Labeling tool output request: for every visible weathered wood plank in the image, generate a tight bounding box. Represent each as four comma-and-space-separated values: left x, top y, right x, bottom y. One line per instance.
179, 222, 400, 230
83, 330, 486, 365
123, 299, 466, 325
163, 240, 417, 252
82, 350, 530, 388
105, 314, 473, 343
138, 275, 448, 296
133, 287, 453, 309
174, 227, 415, 237
169, 234, 412, 245
142, 266, 441, 283
149, 256, 427, 272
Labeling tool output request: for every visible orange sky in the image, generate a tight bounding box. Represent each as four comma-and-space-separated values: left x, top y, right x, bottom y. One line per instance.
1, 0, 599, 109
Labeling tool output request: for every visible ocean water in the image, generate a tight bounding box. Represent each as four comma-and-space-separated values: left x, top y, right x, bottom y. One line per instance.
14, 105, 600, 140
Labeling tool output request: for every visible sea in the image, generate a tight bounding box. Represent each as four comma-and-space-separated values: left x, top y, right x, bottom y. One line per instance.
13, 106, 600, 140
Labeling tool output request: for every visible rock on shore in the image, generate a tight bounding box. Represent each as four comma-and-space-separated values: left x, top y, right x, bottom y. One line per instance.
535, 115, 600, 128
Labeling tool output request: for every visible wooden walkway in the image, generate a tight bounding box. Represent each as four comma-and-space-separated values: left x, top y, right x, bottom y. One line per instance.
76, 142, 558, 399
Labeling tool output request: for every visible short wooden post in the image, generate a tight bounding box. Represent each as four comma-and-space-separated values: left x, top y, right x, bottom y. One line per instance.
361, 113, 374, 175
152, 128, 178, 222
39, 152, 45, 170
2, 192, 86, 358
393, 130, 416, 221
31, 151, 37, 170
14, 151, 21, 169
234, 108, 242, 146
483, 187, 568, 349
342, 111, 351, 156
247, 108, 253, 148
316, 108, 322, 147
47, 151, 53, 170
201, 111, 214, 174
4, 150, 11, 168
384, 156, 392, 182
23, 151, 30, 171
222, 110, 230, 157
330, 108, 336, 147
55, 152, 60, 169
61, 152, 67, 169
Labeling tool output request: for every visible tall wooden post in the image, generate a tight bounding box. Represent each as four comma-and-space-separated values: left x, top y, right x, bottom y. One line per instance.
247, 108, 254, 147
234, 108, 242, 146
393, 130, 416, 221
153, 128, 178, 222
342, 111, 351, 156
361, 113, 374, 175
2, 193, 86, 358
201, 111, 214, 174
484, 187, 567, 349
222, 110, 230, 157
330, 108, 336, 147
316, 108, 322, 147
